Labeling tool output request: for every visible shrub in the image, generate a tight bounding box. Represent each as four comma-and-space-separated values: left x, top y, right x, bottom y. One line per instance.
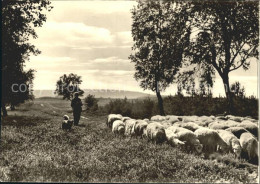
103, 95, 258, 119
84, 94, 98, 112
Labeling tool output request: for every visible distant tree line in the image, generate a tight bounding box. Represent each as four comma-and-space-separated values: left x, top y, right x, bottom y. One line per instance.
102, 94, 258, 120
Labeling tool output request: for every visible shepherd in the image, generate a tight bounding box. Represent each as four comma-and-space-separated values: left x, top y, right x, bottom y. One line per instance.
71, 92, 83, 126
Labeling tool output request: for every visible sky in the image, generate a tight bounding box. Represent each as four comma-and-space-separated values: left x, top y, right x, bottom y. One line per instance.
25, 1, 258, 97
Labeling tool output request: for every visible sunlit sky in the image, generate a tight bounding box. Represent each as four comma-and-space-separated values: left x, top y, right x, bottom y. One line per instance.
25, 1, 258, 97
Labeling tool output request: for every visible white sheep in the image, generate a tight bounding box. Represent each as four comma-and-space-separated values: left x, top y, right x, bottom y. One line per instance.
166, 115, 180, 124
237, 121, 258, 138
194, 119, 213, 127
165, 126, 203, 154
225, 115, 243, 122
240, 132, 258, 162
225, 127, 248, 139
107, 114, 122, 128
165, 129, 185, 147
112, 120, 125, 135
216, 129, 242, 158
122, 116, 131, 122
160, 120, 173, 129
194, 127, 229, 157
124, 119, 137, 136
143, 122, 166, 143
133, 120, 148, 136
222, 120, 240, 128
182, 116, 198, 123
208, 121, 229, 130
178, 122, 202, 132
143, 118, 150, 123
198, 115, 212, 122
151, 115, 167, 122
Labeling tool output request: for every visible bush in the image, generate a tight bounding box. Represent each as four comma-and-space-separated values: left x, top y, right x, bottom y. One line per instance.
84, 94, 98, 112
103, 95, 258, 119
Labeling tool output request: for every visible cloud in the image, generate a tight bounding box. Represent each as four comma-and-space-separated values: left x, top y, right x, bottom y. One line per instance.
32, 21, 115, 48
51, 1, 137, 16
116, 31, 133, 45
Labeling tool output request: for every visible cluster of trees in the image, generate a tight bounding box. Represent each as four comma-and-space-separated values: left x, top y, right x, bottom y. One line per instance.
130, 0, 258, 115
104, 94, 258, 120
1, 0, 52, 116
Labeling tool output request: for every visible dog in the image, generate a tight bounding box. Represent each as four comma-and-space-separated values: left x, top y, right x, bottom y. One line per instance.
62, 115, 73, 130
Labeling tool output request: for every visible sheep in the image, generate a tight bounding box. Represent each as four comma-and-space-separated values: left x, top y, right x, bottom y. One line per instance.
216, 116, 228, 121
237, 121, 258, 138
133, 120, 148, 136
151, 115, 167, 122
160, 121, 173, 129
243, 118, 258, 125
216, 129, 242, 158
166, 115, 179, 124
198, 115, 211, 122
165, 128, 185, 147
124, 119, 137, 136
143, 122, 166, 143
208, 121, 229, 130
61, 115, 73, 130
222, 120, 239, 128
107, 114, 122, 128
166, 126, 203, 154
178, 122, 201, 132
210, 115, 215, 120
112, 120, 125, 135
226, 115, 243, 122
194, 119, 213, 127
182, 116, 197, 123
225, 127, 248, 139
122, 116, 131, 122
143, 118, 150, 123
240, 132, 258, 162
165, 126, 203, 153
194, 127, 229, 157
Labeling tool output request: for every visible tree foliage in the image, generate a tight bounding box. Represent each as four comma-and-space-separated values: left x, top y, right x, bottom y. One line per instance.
1, 0, 52, 115
129, 0, 190, 115
55, 73, 84, 100
84, 94, 99, 111
231, 81, 245, 98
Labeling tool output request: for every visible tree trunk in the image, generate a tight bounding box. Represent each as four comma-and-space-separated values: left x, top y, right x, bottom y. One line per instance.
2, 103, 7, 117
222, 74, 233, 114
156, 91, 165, 116
10, 104, 15, 111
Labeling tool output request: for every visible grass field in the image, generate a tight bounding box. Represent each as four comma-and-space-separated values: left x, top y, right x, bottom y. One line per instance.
0, 97, 258, 182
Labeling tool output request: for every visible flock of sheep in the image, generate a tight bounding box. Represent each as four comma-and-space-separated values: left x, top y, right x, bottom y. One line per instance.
107, 114, 258, 163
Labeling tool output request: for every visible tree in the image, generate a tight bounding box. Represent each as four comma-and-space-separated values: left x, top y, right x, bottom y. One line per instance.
9, 69, 35, 110
178, 0, 258, 113
1, 0, 52, 116
55, 73, 84, 100
231, 81, 245, 98
129, 1, 190, 115
84, 94, 99, 111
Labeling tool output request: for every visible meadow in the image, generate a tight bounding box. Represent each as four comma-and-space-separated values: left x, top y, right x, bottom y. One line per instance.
0, 97, 258, 182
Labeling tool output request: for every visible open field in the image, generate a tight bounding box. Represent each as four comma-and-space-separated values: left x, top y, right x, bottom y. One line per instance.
0, 97, 258, 182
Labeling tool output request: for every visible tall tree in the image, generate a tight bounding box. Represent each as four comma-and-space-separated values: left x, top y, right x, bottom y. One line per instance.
1, 0, 52, 116
129, 0, 190, 115
55, 73, 84, 100
178, 0, 259, 113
